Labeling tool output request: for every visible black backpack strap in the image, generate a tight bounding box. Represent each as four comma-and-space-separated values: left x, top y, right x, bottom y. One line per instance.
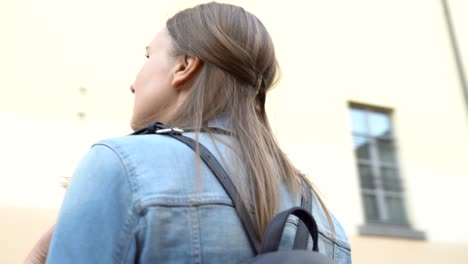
260, 207, 319, 253
131, 123, 315, 254
293, 186, 314, 250
170, 133, 262, 253
131, 123, 262, 254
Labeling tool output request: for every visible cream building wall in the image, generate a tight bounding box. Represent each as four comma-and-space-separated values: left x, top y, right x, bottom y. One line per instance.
1, 0, 467, 263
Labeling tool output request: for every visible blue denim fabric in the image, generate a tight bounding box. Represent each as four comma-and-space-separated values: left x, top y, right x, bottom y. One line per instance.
46, 121, 351, 264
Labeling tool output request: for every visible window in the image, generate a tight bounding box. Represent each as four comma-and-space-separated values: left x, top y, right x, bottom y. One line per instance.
349, 105, 425, 239
350, 106, 408, 225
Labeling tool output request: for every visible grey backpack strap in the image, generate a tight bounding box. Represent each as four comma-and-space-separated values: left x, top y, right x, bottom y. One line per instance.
132, 123, 262, 254
260, 207, 319, 253
170, 133, 263, 254
249, 207, 335, 264
132, 122, 316, 255
293, 186, 314, 249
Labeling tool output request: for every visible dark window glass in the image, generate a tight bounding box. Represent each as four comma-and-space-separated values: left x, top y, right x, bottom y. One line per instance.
353, 136, 371, 160
386, 196, 408, 225
363, 193, 379, 221
377, 139, 396, 163
381, 167, 402, 191
358, 164, 375, 189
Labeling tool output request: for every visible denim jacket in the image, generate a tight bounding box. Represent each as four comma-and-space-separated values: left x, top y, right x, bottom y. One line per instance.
46, 119, 351, 264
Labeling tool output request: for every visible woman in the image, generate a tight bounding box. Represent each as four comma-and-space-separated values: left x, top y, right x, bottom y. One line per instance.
27, 2, 351, 263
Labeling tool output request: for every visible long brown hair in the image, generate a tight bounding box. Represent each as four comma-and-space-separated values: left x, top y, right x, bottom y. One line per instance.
165, 2, 334, 240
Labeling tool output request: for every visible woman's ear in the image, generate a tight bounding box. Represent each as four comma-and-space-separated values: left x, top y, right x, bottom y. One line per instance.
171, 55, 202, 89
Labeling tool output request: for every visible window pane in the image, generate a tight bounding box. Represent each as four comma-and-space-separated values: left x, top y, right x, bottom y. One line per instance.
386, 196, 408, 225
369, 112, 391, 137
381, 167, 402, 191
353, 136, 370, 160
363, 194, 379, 222
377, 139, 396, 163
358, 164, 375, 189
350, 108, 367, 134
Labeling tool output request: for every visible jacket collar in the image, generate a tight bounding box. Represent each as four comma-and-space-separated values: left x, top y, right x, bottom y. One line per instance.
206, 112, 232, 133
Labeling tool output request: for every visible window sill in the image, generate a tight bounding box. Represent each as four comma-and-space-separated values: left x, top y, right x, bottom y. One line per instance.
358, 223, 426, 240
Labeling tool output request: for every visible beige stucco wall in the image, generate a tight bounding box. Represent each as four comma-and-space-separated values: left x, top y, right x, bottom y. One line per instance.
350, 236, 468, 264
1, 0, 467, 263
1, 206, 58, 264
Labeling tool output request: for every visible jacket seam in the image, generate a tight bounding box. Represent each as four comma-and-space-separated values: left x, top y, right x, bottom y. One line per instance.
288, 218, 351, 251
136, 195, 233, 212
190, 207, 202, 264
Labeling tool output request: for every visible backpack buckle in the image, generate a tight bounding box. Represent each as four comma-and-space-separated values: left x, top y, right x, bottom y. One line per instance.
155, 127, 184, 135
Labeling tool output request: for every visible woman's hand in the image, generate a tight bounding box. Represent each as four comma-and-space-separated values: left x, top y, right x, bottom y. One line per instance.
24, 225, 55, 264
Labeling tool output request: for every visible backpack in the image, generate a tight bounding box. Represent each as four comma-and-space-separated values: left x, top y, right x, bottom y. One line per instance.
132, 122, 336, 264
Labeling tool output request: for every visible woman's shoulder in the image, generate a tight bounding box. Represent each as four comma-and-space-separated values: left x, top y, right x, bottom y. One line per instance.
87, 133, 234, 200
279, 185, 350, 252
94, 134, 187, 153
309, 191, 351, 262
88, 133, 201, 185
278, 185, 351, 262
93, 132, 235, 166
